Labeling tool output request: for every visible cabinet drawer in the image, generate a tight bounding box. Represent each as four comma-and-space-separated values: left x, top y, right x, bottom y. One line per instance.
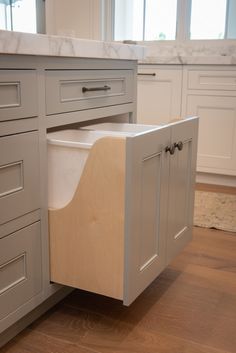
0, 131, 40, 226
0, 70, 38, 121
48, 118, 198, 305
188, 70, 236, 91
0, 222, 42, 322
45, 70, 134, 115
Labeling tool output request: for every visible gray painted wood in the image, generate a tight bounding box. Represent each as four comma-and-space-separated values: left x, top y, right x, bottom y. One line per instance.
0, 210, 41, 240
0, 222, 42, 331
45, 69, 134, 115
124, 126, 171, 306
0, 54, 198, 341
0, 131, 40, 226
166, 117, 199, 263
0, 54, 137, 339
0, 70, 38, 122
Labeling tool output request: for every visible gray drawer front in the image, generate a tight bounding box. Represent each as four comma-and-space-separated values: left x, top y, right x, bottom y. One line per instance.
0, 70, 38, 121
0, 131, 40, 226
0, 222, 42, 321
45, 70, 134, 115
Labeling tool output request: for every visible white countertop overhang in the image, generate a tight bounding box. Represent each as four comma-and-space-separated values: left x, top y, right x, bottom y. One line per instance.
0, 30, 146, 61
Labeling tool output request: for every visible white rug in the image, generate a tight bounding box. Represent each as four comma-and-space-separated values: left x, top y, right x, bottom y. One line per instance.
194, 191, 236, 233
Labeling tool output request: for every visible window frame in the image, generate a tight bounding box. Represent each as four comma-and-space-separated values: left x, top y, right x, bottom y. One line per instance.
104, 0, 236, 42
0, 0, 45, 33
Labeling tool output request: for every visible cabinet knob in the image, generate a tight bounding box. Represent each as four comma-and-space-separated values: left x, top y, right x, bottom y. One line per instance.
165, 144, 175, 155
174, 141, 183, 151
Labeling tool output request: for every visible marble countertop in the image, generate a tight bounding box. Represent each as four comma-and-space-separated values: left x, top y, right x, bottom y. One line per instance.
139, 42, 236, 65
0, 30, 146, 61
140, 55, 236, 65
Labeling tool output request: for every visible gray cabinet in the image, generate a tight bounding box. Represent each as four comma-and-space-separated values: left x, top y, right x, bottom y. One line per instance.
48, 117, 198, 306
0, 70, 38, 121
0, 66, 42, 337
0, 131, 40, 226
0, 222, 42, 332
166, 118, 198, 263
0, 54, 198, 345
45, 69, 134, 115
126, 117, 198, 304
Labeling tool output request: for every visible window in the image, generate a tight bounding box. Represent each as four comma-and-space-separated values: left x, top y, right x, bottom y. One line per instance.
190, 0, 226, 39
114, 0, 177, 41
0, 0, 45, 33
112, 0, 236, 41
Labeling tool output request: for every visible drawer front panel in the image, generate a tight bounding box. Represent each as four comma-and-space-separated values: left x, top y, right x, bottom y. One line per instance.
45, 70, 133, 115
0, 131, 40, 226
0, 70, 38, 121
188, 70, 236, 91
0, 222, 42, 321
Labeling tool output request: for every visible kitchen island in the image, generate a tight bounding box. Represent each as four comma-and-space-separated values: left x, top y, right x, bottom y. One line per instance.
0, 30, 198, 347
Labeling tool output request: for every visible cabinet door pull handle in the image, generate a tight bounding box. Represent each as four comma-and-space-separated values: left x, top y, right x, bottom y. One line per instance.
165, 144, 175, 155
174, 141, 183, 151
82, 85, 111, 93
138, 73, 156, 76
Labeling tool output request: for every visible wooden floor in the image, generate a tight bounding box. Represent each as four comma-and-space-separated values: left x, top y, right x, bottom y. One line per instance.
2, 185, 236, 353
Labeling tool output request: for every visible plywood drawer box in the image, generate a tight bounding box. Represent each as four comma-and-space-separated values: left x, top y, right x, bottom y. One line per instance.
0, 222, 42, 327
0, 131, 40, 226
0, 70, 38, 122
188, 70, 236, 91
45, 70, 134, 115
48, 117, 198, 305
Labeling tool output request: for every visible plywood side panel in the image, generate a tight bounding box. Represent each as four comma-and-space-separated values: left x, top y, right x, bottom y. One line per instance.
49, 137, 126, 300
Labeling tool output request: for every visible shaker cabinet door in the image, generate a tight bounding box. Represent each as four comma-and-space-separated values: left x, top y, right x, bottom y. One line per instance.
166, 117, 199, 263
124, 126, 170, 305
137, 66, 182, 125
186, 95, 236, 175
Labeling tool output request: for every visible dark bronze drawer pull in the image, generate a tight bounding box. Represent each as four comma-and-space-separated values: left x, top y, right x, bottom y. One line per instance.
174, 141, 183, 151
82, 85, 111, 93
138, 73, 156, 76
165, 144, 175, 155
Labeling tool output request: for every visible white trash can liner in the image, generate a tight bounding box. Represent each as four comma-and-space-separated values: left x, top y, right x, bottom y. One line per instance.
81, 122, 160, 134
47, 129, 132, 209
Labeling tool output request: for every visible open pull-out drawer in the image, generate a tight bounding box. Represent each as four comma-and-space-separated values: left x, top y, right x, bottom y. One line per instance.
48, 117, 198, 305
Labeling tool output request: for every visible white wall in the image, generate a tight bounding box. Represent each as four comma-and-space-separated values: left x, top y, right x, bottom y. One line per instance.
45, 0, 102, 40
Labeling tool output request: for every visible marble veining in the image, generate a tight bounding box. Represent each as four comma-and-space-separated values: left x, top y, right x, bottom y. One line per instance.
140, 42, 236, 65
0, 30, 146, 61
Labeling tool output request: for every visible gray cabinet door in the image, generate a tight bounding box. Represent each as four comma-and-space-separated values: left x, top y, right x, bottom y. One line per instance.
0, 70, 38, 121
0, 131, 40, 226
0, 222, 42, 332
124, 126, 170, 305
166, 117, 199, 263
45, 70, 134, 115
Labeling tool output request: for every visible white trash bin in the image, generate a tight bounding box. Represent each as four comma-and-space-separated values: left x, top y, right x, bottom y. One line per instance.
81, 122, 160, 134
47, 129, 132, 209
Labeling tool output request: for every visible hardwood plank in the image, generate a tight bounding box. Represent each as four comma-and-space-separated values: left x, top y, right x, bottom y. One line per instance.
116, 327, 231, 353
28, 305, 102, 344
196, 183, 236, 195
2, 216, 236, 353
171, 227, 236, 273
0, 329, 100, 353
